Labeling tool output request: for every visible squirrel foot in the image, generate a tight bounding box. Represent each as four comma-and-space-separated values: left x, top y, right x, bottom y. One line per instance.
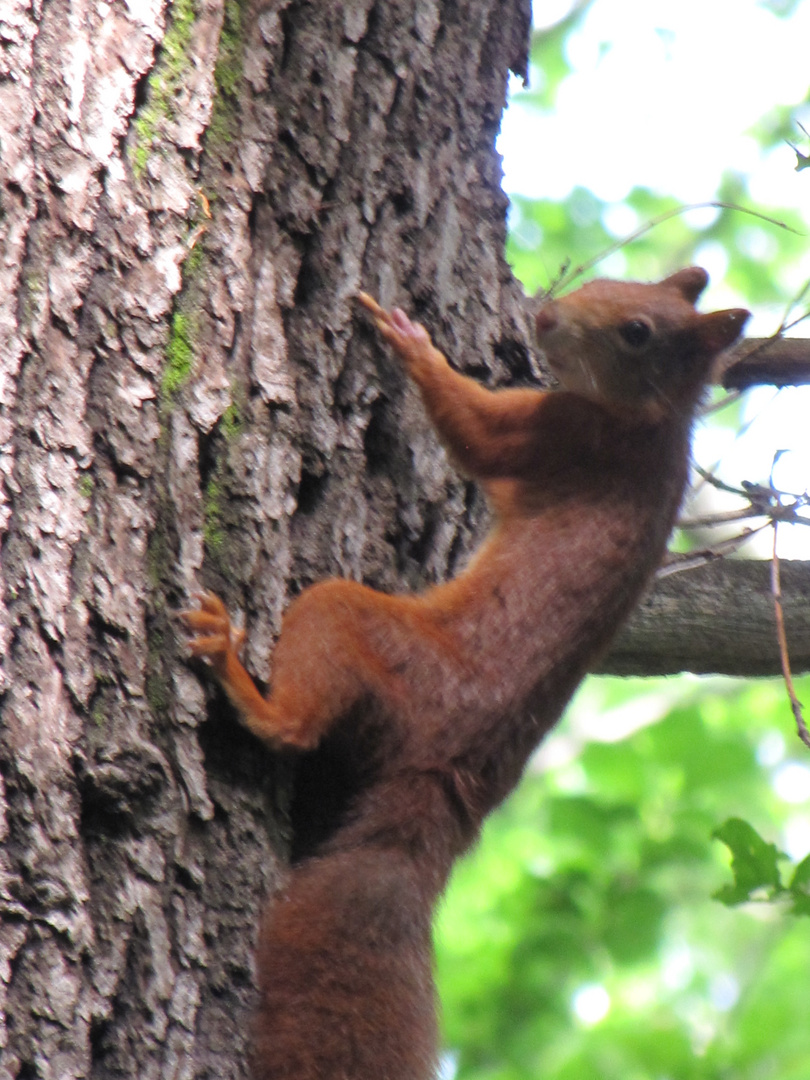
179, 591, 317, 750
179, 591, 246, 665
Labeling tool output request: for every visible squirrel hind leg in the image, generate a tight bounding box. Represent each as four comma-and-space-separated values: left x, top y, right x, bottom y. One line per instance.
181, 592, 318, 751
267, 578, 408, 749
183, 580, 412, 754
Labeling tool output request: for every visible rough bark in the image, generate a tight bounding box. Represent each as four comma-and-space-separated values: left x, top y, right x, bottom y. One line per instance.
0, 0, 532, 1076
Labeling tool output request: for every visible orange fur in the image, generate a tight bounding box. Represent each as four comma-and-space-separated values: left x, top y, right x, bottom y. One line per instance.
181, 269, 749, 1079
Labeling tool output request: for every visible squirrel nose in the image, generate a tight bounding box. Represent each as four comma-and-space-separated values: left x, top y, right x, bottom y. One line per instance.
535, 306, 558, 334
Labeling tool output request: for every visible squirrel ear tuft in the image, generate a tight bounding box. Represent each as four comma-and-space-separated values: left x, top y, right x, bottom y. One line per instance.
699, 308, 751, 355
661, 266, 709, 304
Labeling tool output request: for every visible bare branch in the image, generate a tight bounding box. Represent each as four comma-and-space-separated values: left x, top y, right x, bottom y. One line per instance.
722, 336, 810, 389
602, 558, 810, 677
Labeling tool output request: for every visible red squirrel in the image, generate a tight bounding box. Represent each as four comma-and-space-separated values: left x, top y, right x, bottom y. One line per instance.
181, 268, 749, 1080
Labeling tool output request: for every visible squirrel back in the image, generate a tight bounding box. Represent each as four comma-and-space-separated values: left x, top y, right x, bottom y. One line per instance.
181, 268, 749, 1079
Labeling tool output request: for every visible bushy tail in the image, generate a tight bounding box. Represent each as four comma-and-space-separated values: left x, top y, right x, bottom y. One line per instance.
251, 846, 438, 1080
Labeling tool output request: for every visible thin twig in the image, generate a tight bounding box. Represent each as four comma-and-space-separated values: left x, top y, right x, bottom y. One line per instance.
657, 525, 766, 577
775, 277, 810, 336
679, 507, 769, 529
701, 389, 742, 416
691, 464, 749, 498
542, 201, 801, 297
686, 464, 810, 530
689, 396, 782, 500
770, 522, 810, 750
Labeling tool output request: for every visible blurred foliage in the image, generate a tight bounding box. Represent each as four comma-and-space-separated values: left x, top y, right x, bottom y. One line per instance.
436, 4, 810, 1077
505, 4, 810, 304
508, 185, 808, 302
436, 677, 810, 1079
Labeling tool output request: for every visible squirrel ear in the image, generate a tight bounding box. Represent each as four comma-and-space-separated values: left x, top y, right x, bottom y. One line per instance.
662, 266, 709, 303
698, 308, 751, 354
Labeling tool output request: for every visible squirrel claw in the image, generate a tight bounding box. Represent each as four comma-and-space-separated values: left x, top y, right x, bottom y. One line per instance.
188, 633, 230, 658
357, 292, 431, 359
356, 291, 384, 318
178, 608, 228, 635
180, 591, 244, 659
193, 590, 229, 618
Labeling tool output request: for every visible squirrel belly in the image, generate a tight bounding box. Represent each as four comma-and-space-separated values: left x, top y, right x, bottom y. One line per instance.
181, 269, 749, 1080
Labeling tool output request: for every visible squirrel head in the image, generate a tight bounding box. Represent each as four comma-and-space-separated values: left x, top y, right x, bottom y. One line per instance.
535, 268, 750, 421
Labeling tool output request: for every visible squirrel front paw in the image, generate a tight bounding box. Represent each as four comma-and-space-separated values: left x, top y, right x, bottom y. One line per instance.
357, 292, 439, 378
179, 591, 246, 665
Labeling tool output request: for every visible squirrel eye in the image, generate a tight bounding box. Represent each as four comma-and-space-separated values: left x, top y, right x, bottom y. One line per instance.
618, 319, 653, 348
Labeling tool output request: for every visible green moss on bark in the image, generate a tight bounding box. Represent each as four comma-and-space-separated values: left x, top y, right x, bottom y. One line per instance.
206, 0, 249, 151
161, 311, 196, 402
132, 0, 198, 176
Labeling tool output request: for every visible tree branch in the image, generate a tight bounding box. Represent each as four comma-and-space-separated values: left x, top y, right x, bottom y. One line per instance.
722, 336, 810, 389
601, 558, 810, 676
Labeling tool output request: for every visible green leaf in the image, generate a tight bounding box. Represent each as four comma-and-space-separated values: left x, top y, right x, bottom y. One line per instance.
712, 817, 785, 906
788, 852, 810, 916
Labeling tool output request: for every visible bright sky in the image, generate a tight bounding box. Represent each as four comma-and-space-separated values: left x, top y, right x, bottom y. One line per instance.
501, 0, 810, 217
498, 0, 810, 559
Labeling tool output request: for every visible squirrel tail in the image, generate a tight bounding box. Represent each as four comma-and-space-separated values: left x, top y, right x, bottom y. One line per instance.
251, 846, 439, 1080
